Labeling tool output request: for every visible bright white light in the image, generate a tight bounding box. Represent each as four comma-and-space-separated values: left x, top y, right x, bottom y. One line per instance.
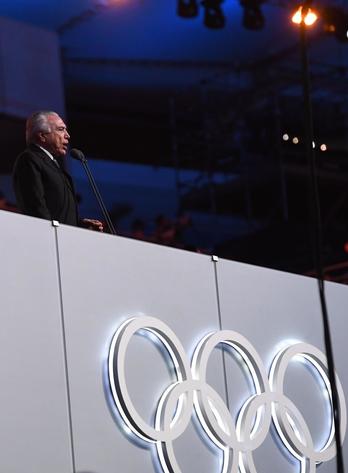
283, 134, 289, 141
292, 8, 303, 24
312, 141, 316, 149
293, 137, 299, 144
320, 144, 327, 151
304, 10, 318, 26
292, 6, 318, 26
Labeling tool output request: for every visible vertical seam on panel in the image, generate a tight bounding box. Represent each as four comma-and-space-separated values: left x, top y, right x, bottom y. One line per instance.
213, 261, 230, 410
54, 227, 76, 473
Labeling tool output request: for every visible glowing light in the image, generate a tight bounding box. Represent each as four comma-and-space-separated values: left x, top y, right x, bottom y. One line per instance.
99, 0, 123, 5
320, 144, 327, 151
304, 10, 318, 26
292, 6, 318, 26
326, 25, 336, 33
282, 134, 289, 141
293, 137, 299, 144
312, 141, 316, 149
292, 8, 303, 24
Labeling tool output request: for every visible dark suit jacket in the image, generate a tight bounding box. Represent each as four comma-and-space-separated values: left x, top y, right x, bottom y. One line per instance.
13, 144, 79, 226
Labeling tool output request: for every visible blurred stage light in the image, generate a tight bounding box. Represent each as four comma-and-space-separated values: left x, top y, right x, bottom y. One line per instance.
240, 0, 265, 30
178, 0, 199, 18
282, 134, 289, 141
322, 6, 348, 43
292, 6, 318, 26
320, 144, 327, 151
312, 141, 316, 148
293, 137, 299, 144
201, 0, 225, 29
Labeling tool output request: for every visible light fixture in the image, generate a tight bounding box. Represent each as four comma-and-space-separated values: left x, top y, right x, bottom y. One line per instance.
291, 6, 318, 27
240, 0, 265, 30
320, 144, 327, 151
201, 0, 225, 29
293, 137, 299, 144
322, 6, 348, 43
178, 0, 199, 18
282, 134, 289, 141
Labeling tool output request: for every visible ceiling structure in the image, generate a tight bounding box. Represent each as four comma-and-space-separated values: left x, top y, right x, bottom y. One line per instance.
0, 0, 346, 88
0, 0, 347, 158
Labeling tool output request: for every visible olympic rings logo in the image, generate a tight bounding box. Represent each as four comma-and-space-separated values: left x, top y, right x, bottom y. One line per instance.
108, 316, 347, 473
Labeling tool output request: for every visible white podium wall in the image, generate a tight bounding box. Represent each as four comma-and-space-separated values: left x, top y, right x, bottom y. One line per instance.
0, 210, 347, 473
0, 212, 73, 473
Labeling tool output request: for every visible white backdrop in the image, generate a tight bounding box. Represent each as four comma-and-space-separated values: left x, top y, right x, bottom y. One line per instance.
0, 210, 347, 473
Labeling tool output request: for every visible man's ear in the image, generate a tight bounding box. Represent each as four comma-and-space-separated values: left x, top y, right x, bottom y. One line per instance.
37, 132, 46, 143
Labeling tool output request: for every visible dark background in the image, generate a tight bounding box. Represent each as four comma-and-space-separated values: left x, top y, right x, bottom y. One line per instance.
1, 0, 348, 279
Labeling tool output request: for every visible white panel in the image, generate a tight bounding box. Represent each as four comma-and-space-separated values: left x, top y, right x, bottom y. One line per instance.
2, 210, 347, 473
216, 258, 348, 473
0, 211, 72, 473
57, 225, 225, 473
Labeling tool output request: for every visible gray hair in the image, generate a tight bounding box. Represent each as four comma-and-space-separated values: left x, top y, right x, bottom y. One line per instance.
26, 111, 59, 145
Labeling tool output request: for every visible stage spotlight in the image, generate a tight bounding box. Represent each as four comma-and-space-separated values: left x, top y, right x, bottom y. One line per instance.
320, 144, 327, 151
177, 0, 199, 18
292, 6, 318, 26
322, 6, 348, 43
282, 133, 289, 141
293, 137, 299, 144
240, 0, 265, 31
201, 0, 225, 29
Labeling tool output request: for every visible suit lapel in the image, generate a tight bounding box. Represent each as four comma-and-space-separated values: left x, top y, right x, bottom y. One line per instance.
29, 144, 76, 194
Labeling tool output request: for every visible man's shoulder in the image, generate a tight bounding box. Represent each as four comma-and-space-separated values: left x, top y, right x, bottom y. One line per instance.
15, 145, 45, 167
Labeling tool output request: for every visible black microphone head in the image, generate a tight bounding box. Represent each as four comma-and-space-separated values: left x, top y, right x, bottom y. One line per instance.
70, 148, 86, 162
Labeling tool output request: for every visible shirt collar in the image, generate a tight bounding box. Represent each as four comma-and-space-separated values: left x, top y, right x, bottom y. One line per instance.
37, 145, 55, 161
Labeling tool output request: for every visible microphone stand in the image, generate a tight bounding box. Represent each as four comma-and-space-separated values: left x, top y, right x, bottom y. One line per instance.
71, 150, 117, 235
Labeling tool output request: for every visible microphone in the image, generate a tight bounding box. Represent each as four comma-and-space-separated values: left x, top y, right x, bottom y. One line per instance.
70, 148, 116, 235
70, 148, 87, 163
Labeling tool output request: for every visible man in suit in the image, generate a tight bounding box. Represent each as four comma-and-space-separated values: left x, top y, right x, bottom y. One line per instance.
13, 111, 103, 230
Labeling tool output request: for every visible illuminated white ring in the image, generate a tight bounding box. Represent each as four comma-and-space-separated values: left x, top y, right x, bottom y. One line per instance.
192, 330, 273, 473
192, 330, 272, 452
108, 317, 193, 442
108, 317, 347, 473
269, 343, 347, 468
155, 379, 237, 473
240, 390, 316, 473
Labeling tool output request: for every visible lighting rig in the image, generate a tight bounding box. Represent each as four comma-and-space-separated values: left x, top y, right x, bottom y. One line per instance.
57, 0, 348, 38
201, 0, 225, 28
177, 0, 348, 38
240, 0, 264, 30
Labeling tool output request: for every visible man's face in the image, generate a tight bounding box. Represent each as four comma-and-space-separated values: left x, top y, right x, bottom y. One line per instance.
41, 114, 70, 157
